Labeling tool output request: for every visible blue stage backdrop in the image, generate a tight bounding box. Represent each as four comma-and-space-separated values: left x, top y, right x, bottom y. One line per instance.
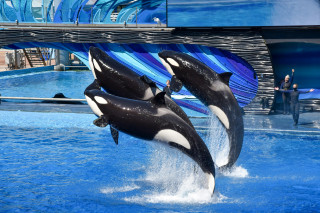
5, 42, 258, 114
269, 42, 320, 101
167, 0, 320, 27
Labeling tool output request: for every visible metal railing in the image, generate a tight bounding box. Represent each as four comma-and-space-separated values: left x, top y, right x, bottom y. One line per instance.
0, 95, 197, 103
0, 22, 168, 29
0, 96, 86, 102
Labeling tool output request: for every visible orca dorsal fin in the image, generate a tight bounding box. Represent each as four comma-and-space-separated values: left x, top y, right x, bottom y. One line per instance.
110, 125, 119, 145
219, 72, 232, 85
150, 92, 166, 106
140, 75, 157, 88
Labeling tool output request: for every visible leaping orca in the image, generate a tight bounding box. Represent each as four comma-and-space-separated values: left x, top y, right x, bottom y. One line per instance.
158, 50, 244, 169
88, 46, 194, 129
84, 83, 216, 195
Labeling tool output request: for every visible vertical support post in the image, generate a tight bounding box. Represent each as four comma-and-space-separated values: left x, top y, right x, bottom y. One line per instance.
91, 8, 93, 24
42, 0, 44, 22
14, 50, 18, 69
53, 6, 55, 22
136, 7, 138, 27
56, 49, 60, 65
45, 7, 47, 24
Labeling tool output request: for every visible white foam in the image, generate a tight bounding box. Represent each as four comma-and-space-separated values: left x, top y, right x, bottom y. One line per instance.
99, 114, 249, 204
100, 185, 140, 194
128, 144, 225, 204
124, 189, 227, 204
220, 165, 249, 178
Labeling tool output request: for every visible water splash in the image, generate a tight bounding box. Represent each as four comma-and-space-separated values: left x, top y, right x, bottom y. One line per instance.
220, 166, 249, 178
100, 185, 140, 194
124, 189, 228, 204
101, 114, 247, 203
206, 114, 249, 178
130, 144, 227, 204
205, 114, 230, 168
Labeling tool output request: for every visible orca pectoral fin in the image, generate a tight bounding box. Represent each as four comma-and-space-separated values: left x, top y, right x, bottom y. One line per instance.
140, 75, 157, 88
110, 125, 119, 145
170, 75, 183, 92
93, 116, 109, 127
150, 92, 166, 106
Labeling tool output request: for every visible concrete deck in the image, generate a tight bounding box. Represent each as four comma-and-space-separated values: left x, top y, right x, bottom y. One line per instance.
0, 101, 319, 134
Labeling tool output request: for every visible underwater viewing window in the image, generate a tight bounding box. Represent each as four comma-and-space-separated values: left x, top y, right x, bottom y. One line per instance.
167, 0, 320, 27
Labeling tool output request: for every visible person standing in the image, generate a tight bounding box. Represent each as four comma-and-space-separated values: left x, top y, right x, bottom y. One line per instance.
280, 69, 294, 114
163, 80, 172, 97
275, 84, 314, 125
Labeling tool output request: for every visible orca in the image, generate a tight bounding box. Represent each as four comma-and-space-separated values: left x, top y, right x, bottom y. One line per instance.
88, 46, 194, 129
84, 84, 216, 195
158, 50, 244, 169
42, 93, 84, 105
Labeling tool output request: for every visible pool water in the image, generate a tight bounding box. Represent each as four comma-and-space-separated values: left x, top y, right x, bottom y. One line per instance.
1, 111, 319, 212
0, 70, 94, 100
0, 70, 207, 116
1, 70, 319, 212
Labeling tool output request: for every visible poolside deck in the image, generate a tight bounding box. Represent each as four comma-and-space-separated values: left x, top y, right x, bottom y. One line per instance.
0, 101, 319, 133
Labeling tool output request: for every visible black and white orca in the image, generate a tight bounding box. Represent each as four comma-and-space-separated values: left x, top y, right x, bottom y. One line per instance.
88, 46, 194, 129
84, 84, 216, 195
158, 50, 244, 169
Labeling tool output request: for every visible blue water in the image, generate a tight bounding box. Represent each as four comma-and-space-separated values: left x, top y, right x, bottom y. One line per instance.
1, 70, 320, 211
0, 70, 205, 116
0, 70, 94, 99
0, 111, 320, 212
